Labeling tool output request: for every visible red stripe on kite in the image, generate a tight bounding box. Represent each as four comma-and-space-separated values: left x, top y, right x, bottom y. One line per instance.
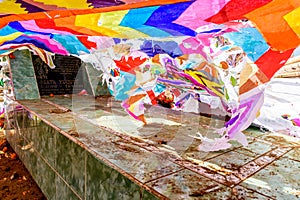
255, 48, 294, 79
35, 18, 83, 35
206, 0, 272, 24
77, 36, 97, 49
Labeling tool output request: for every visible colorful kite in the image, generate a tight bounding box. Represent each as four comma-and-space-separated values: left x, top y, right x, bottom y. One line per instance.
0, 0, 299, 151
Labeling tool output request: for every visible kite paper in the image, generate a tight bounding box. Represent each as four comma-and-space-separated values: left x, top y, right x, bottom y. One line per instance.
0, 0, 299, 151
254, 78, 300, 137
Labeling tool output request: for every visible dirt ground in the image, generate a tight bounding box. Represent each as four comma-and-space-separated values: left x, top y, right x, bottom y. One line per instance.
0, 136, 46, 200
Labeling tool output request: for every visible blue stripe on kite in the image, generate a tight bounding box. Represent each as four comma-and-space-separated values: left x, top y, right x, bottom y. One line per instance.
158, 23, 196, 36
133, 25, 172, 37
145, 2, 196, 36
52, 35, 90, 55
224, 27, 269, 62
2, 35, 53, 52
120, 6, 158, 27
8, 21, 50, 36
0, 25, 19, 36
146, 2, 194, 23
198, 29, 222, 34
0, 50, 10, 54
120, 6, 171, 37
140, 40, 183, 58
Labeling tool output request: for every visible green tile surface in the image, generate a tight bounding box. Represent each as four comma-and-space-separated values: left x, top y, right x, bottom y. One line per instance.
10, 50, 36, 77
241, 157, 300, 199
207, 150, 254, 171
235, 141, 275, 158
56, 133, 86, 198
86, 153, 142, 200
7, 97, 300, 200
147, 169, 229, 199
141, 189, 160, 200
259, 132, 300, 147
285, 148, 300, 162
147, 169, 272, 199
13, 77, 40, 100
19, 141, 38, 180
231, 185, 272, 199
34, 155, 56, 200
244, 126, 268, 138
86, 135, 183, 184
10, 50, 40, 100
36, 121, 56, 167
55, 175, 81, 200
18, 111, 57, 167
6, 129, 25, 158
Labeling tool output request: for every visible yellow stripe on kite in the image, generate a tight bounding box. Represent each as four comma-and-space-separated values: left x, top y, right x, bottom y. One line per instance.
284, 7, 300, 37
99, 10, 148, 38
75, 13, 120, 37
0, 32, 23, 44
0, 1, 27, 14
184, 70, 224, 98
33, 0, 91, 9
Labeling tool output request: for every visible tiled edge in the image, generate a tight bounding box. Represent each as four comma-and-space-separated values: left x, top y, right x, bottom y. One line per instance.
7, 103, 162, 199
230, 147, 292, 183
146, 169, 229, 199
5, 128, 57, 199
283, 148, 300, 162
18, 99, 178, 199
231, 185, 274, 199
6, 107, 83, 199
9, 99, 297, 199
141, 188, 161, 200
152, 144, 292, 188
239, 157, 300, 199
21, 97, 237, 189
146, 169, 273, 199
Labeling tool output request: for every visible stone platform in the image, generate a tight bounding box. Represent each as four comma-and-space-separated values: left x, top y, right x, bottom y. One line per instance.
5, 95, 300, 199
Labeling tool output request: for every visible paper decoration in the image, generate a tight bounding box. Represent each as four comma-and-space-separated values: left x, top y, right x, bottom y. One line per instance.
0, 0, 299, 151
